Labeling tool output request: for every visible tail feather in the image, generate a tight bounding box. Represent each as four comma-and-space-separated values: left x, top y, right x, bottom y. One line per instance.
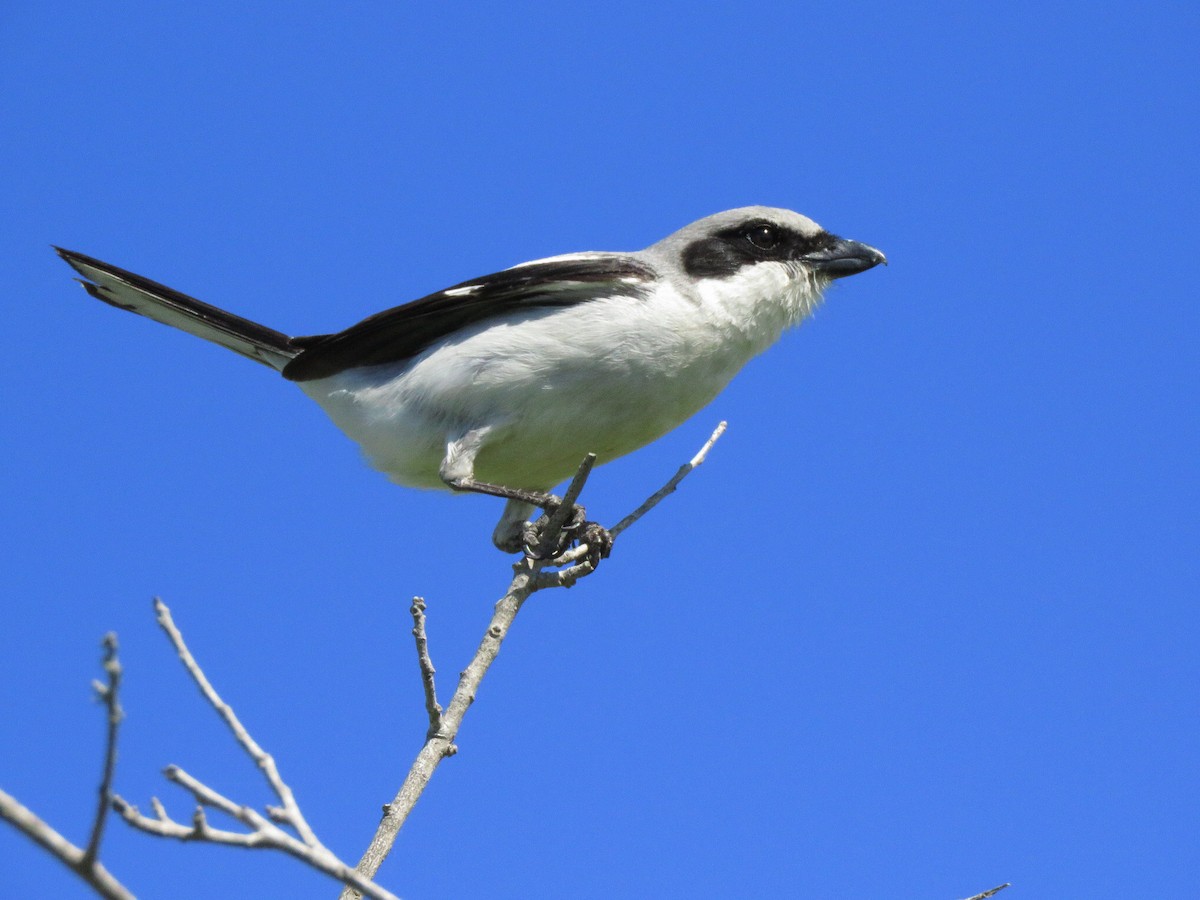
55, 248, 298, 371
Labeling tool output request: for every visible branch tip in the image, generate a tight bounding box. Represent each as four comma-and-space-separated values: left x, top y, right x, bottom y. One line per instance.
611, 421, 728, 538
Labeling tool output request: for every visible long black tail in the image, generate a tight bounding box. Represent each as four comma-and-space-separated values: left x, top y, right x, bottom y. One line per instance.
55, 248, 298, 372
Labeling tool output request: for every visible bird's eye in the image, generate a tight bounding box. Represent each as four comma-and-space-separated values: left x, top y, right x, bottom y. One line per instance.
745, 224, 780, 250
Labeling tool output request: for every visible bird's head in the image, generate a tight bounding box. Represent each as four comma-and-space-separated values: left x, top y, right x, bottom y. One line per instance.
660, 206, 886, 286
647, 206, 885, 342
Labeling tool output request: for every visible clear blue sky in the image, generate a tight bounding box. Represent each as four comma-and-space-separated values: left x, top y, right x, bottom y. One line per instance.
1, 3, 1196, 898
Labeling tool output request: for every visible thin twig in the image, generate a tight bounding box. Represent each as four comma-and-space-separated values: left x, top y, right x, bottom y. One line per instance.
611, 421, 727, 537
0, 636, 134, 900
340, 422, 729, 897
962, 884, 1011, 900
82, 633, 123, 869
544, 452, 596, 535
525, 452, 599, 561
410, 597, 442, 737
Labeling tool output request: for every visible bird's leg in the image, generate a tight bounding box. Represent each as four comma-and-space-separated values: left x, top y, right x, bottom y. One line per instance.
492, 499, 537, 554
442, 475, 559, 510
444, 475, 566, 552
447, 475, 589, 558
441, 430, 559, 511
440, 432, 610, 562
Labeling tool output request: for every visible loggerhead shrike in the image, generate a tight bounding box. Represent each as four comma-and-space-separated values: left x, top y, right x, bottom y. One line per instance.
56, 207, 885, 557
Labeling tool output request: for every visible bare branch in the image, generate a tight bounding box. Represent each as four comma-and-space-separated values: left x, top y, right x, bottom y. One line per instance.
0, 635, 134, 900
152, 598, 320, 849
114, 791, 400, 900
409, 597, 443, 737
120, 600, 401, 900
340, 423, 730, 897
342, 558, 542, 897
962, 884, 1011, 900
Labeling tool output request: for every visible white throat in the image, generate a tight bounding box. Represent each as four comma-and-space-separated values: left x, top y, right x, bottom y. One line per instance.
692, 261, 824, 356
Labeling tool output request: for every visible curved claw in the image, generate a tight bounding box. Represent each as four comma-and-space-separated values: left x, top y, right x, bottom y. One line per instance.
521, 511, 572, 560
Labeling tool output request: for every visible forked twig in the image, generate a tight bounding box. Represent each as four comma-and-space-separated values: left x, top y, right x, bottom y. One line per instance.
149, 598, 320, 848
112, 600, 401, 900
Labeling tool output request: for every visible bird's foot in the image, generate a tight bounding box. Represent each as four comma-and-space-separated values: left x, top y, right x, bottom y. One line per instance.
522, 498, 613, 568
451, 472, 610, 566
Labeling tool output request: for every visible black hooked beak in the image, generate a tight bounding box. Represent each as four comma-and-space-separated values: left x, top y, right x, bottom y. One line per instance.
802, 236, 888, 279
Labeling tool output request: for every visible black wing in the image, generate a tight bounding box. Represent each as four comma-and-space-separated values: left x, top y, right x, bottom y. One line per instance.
282, 255, 656, 382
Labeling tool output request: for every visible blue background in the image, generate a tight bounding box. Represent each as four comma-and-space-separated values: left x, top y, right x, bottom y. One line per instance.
1, 3, 1196, 898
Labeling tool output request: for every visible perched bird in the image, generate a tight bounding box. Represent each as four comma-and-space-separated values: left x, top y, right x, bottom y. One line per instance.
57, 207, 885, 556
